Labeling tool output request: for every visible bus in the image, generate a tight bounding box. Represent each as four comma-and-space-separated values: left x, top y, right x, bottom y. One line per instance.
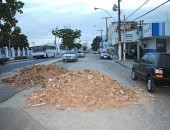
30, 44, 57, 59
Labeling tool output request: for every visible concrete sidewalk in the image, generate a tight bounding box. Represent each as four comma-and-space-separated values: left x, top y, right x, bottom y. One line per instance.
112, 55, 134, 69
116, 59, 134, 69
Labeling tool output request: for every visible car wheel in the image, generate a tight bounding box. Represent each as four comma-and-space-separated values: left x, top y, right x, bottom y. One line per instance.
1, 61, 5, 65
63, 59, 66, 62
131, 70, 137, 80
146, 77, 156, 93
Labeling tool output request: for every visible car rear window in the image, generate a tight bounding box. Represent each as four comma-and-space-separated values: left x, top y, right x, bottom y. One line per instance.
159, 54, 170, 66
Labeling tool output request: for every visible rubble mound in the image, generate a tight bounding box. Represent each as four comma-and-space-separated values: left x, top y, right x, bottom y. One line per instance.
5, 64, 68, 87
27, 69, 152, 111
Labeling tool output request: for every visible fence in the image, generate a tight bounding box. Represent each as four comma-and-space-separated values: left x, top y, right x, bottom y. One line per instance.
0, 47, 31, 59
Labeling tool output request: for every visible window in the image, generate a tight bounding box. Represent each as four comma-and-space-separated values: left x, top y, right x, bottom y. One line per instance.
141, 54, 149, 63
147, 55, 154, 64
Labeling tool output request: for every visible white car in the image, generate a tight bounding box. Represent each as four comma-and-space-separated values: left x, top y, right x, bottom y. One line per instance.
63, 51, 78, 62
100, 50, 110, 59
77, 51, 85, 58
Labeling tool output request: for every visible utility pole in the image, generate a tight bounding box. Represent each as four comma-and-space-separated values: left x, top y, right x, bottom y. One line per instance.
97, 29, 103, 48
118, 0, 122, 61
101, 17, 112, 41
123, 15, 126, 61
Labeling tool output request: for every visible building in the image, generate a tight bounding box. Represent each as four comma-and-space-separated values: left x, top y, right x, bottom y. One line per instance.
141, 21, 170, 54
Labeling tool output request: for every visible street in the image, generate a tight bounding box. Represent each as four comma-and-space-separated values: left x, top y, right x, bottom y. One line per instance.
0, 56, 62, 73
0, 53, 170, 130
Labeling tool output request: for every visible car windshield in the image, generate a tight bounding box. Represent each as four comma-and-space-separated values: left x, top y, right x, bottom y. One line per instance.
159, 54, 170, 66
64, 51, 75, 54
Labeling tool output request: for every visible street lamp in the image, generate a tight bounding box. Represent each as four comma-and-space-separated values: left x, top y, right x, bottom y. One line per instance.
94, 7, 117, 22
113, 1, 122, 61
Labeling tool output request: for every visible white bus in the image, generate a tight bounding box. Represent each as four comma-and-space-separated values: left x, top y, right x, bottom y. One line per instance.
30, 44, 57, 58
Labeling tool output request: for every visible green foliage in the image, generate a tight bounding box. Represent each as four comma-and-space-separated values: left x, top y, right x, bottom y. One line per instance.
75, 43, 82, 50
91, 36, 101, 51
0, 0, 27, 48
52, 27, 81, 50
82, 46, 87, 51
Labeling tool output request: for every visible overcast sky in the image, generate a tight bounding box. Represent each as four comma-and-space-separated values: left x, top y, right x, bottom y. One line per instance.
16, 0, 170, 47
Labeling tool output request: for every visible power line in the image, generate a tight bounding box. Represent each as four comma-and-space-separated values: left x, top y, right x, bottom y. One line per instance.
125, 0, 150, 20
133, 0, 170, 21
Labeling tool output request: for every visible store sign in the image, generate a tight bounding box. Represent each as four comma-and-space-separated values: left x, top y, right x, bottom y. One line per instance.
125, 34, 133, 42
143, 23, 152, 38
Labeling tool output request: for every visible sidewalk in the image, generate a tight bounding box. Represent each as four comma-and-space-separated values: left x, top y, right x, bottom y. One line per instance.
112, 55, 134, 69
116, 59, 134, 69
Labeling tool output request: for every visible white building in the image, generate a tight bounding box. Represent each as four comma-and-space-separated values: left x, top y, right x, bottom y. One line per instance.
141, 21, 170, 54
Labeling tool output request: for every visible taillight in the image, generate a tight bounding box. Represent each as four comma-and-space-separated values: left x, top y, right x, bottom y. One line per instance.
155, 68, 163, 78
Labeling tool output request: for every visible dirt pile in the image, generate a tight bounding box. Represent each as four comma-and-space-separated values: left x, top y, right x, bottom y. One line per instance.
27, 69, 153, 111
5, 64, 68, 87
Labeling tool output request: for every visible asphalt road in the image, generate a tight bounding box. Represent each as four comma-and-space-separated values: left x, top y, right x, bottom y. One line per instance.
0, 56, 61, 73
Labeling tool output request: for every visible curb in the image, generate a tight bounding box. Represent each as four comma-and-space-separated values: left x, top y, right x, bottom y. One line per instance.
115, 61, 131, 69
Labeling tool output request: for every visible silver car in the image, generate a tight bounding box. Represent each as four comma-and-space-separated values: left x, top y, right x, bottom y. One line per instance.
100, 50, 110, 59
63, 51, 78, 62
77, 51, 85, 58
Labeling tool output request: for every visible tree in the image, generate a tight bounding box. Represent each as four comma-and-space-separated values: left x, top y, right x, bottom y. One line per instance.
75, 43, 82, 51
0, 0, 25, 48
52, 27, 81, 50
91, 36, 101, 51
82, 46, 87, 51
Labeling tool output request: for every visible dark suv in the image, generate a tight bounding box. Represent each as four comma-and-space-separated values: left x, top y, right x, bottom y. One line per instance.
131, 52, 170, 92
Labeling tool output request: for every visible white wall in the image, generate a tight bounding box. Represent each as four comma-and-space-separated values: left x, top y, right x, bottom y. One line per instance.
146, 39, 156, 49
125, 29, 138, 42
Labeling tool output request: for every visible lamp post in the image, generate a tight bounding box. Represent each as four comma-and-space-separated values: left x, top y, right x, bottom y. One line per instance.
94, 7, 117, 22
113, 0, 122, 61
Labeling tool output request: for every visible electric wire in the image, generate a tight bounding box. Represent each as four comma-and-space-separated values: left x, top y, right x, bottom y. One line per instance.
133, 0, 170, 21
125, 0, 151, 20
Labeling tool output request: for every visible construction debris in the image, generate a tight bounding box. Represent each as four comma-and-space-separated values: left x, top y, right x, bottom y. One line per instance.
26, 68, 153, 111
4, 64, 68, 87
3, 64, 153, 111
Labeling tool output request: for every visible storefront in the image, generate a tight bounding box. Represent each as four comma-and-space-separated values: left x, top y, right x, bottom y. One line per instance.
141, 22, 170, 54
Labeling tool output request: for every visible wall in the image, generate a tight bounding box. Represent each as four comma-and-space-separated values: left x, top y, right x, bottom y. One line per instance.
165, 21, 170, 36
167, 39, 170, 53
145, 39, 156, 49
125, 29, 138, 42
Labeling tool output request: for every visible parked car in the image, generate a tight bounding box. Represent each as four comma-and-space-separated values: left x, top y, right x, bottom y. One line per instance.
100, 50, 110, 59
0, 54, 9, 65
62, 51, 78, 62
131, 52, 170, 92
77, 51, 85, 58
93, 51, 99, 54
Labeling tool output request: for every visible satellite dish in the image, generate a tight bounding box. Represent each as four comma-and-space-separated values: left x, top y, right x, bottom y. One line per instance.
112, 4, 118, 11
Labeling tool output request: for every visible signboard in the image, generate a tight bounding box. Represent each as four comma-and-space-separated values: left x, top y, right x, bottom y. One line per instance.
142, 23, 152, 38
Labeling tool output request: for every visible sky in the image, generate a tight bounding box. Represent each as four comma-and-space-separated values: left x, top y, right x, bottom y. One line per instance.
16, 0, 170, 47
